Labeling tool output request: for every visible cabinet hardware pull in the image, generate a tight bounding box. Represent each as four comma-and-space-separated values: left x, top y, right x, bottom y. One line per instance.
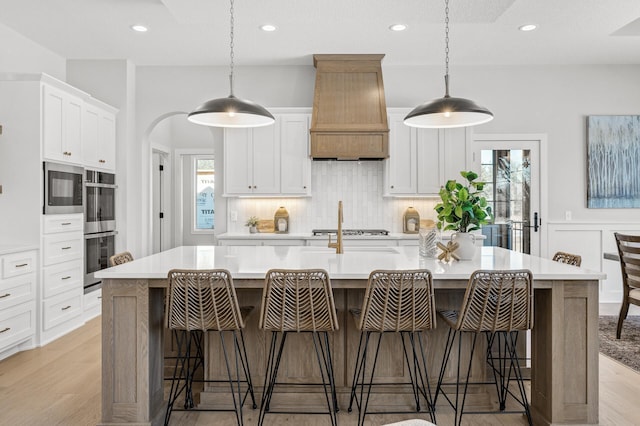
303, 186, 307, 189
16, 263, 28, 267
98, 296, 102, 299
61, 305, 72, 311
253, 185, 257, 189
99, 159, 105, 163
248, 186, 251, 189
61, 276, 71, 280
61, 222, 71, 225
0, 327, 10, 334
61, 246, 72, 250
0, 293, 10, 298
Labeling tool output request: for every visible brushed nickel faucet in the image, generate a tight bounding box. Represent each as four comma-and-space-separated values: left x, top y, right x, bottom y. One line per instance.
328, 200, 343, 254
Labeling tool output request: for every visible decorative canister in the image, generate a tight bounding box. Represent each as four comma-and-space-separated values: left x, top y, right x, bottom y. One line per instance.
274, 206, 289, 233
419, 225, 438, 258
403, 207, 420, 234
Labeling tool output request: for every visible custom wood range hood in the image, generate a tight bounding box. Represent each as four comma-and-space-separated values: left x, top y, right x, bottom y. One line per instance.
310, 54, 389, 160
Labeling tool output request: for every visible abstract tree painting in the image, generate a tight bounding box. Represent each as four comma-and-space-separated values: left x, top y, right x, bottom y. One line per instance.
587, 115, 640, 208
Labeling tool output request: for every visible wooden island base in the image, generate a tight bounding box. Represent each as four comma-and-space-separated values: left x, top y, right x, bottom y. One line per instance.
100, 276, 598, 426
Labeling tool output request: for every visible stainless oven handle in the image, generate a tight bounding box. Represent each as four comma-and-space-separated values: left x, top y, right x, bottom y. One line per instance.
85, 182, 118, 189
85, 231, 118, 239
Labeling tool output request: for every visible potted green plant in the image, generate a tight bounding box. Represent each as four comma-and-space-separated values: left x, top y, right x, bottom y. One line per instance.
434, 171, 493, 259
245, 216, 259, 234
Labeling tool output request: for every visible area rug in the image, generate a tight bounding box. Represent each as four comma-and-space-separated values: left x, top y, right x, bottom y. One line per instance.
599, 315, 640, 372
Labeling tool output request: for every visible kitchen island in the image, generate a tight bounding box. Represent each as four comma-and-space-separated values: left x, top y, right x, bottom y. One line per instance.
96, 245, 604, 426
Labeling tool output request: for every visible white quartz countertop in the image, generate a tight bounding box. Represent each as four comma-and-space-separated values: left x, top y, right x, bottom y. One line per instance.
216, 232, 486, 241
96, 245, 605, 281
0, 244, 39, 256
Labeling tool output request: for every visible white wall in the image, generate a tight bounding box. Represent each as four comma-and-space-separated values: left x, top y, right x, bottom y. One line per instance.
0, 22, 66, 80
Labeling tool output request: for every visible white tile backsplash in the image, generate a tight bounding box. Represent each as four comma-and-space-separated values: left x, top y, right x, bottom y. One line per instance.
226, 161, 439, 233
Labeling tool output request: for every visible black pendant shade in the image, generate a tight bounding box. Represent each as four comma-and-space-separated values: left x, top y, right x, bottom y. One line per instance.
187, 95, 275, 128
404, 0, 493, 129
404, 94, 493, 129
188, 0, 274, 129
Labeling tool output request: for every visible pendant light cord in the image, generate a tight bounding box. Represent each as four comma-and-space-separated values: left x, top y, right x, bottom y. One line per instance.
444, 0, 451, 98
228, 0, 235, 97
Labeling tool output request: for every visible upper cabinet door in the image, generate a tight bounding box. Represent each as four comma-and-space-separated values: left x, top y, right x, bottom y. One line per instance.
83, 103, 117, 171
82, 104, 100, 168
42, 84, 83, 164
251, 119, 281, 194
42, 85, 65, 162
280, 114, 311, 195
416, 128, 442, 195
386, 114, 418, 195
441, 127, 471, 183
98, 111, 116, 171
224, 128, 253, 195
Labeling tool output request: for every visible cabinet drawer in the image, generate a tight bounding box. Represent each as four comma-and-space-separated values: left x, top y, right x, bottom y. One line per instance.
43, 232, 83, 266
84, 288, 102, 311
0, 274, 36, 311
2, 250, 37, 279
43, 289, 82, 330
0, 302, 36, 352
43, 214, 84, 234
43, 260, 83, 298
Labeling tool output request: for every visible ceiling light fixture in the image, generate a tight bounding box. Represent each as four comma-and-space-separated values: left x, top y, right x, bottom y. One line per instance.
389, 24, 407, 32
404, 0, 493, 128
188, 0, 274, 128
260, 24, 277, 32
130, 24, 148, 32
519, 24, 538, 32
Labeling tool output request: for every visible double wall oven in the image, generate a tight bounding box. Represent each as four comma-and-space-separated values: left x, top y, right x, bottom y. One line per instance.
84, 170, 117, 293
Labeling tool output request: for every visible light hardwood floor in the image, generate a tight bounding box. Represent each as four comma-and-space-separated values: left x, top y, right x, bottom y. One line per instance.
0, 316, 638, 426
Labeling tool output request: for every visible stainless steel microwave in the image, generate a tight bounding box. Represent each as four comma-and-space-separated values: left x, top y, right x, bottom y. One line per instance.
43, 162, 84, 214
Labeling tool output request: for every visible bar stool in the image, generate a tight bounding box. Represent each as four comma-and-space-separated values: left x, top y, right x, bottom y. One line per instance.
258, 269, 339, 426
552, 251, 582, 266
109, 251, 133, 266
164, 269, 256, 426
348, 269, 437, 426
435, 269, 534, 426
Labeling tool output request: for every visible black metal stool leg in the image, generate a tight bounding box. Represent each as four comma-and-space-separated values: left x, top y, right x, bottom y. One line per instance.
358, 332, 383, 426
415, 331, 437, 424
165, 329, 189, 426
257, 331, 278, 426
311, 331, 337, 426
219, 331, 243, 426
435, 327, 457, 407
348, 331, 369, 413
235, 329, 257, 409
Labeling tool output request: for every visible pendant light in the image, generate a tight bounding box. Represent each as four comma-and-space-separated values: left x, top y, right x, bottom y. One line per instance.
404, 0, 493, 129
188, 0, 274, 128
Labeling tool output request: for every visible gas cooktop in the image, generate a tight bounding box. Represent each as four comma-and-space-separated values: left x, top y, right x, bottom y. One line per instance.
312, 229, 390, 236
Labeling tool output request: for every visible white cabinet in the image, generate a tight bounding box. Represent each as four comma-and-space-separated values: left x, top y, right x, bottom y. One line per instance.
40, 213, 84, 344
385, 113, 472, 196
280, 114, 311, 195
83, 100, 117, 171
224, 118, 281, 195
224, 113, 312, 196
0, 249, 37, 361
42, 84, 83, 164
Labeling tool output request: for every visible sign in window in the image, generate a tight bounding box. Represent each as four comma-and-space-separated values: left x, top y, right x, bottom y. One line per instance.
195, 158, 215, 230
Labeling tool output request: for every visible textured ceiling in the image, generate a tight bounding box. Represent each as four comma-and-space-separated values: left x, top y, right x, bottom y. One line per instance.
0, 0, 638, 67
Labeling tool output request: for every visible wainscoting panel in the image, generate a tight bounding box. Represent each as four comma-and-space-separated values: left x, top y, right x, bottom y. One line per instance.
547, 222, 640, 304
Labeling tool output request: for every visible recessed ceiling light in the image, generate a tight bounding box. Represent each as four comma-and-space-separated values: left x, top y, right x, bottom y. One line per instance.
260, 24, 277, 32
519, 24, 537, 32
130, 24, 148, 32
389, 24, 407, 32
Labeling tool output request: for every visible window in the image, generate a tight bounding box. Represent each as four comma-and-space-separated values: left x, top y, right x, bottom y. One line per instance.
194, 157, 215, 231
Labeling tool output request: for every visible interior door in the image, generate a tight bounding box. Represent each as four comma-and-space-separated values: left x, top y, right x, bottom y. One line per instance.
472, 135, 545, 256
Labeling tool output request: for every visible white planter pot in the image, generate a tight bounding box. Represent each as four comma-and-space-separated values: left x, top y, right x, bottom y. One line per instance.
452, 232, 477, 260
